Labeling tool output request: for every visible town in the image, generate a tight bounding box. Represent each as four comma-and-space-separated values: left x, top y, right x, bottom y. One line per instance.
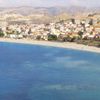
0, 17, 100, 47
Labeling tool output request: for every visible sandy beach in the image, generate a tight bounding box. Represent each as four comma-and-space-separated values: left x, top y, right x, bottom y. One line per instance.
0, 38, 100, 53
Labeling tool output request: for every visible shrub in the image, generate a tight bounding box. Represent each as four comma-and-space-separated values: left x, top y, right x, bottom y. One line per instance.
48, 34, 57, 41
0, 32, 4, 37
36, 35, 41, 40
78, 31, 83, 38
90, 41, 100, 47
65, 36, 73, 42
62, 37, 69, 42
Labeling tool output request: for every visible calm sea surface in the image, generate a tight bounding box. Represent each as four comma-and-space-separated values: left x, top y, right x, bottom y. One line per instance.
0, 42, 100, 100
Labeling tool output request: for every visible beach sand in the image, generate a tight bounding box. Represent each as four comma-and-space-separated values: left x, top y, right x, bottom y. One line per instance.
0, 38, 100, 53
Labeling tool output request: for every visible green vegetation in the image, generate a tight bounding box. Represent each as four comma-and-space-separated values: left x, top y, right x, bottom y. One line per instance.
57, 34, 100, 47
0, 32, 4, 37
36, 35, 41, 40
76, 40, 100, 47
48, 34, 57, 41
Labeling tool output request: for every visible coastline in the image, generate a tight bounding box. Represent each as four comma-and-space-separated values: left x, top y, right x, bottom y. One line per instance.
0, 38, 100, 53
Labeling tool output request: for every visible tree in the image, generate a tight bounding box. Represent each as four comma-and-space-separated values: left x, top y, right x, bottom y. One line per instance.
71, 18, 75, 24
89, 19, 93, 25
0, 32, 4, 37
48, 34, 57, 41
0, 28, 4, 37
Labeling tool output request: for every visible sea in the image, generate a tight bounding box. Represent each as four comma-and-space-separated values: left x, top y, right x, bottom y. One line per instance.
0, 42, 100, 100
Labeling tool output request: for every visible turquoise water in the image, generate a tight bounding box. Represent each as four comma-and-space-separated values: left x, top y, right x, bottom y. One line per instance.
0, 42, 100, 100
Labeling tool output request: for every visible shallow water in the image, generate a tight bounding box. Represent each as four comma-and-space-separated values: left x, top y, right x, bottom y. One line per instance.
0, 42, 100, 100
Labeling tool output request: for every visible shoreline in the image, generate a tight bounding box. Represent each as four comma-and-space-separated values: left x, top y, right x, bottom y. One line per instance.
0, 38, 100, 53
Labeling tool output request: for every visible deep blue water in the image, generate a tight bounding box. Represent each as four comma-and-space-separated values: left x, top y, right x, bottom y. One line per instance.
0, 42, 100, 100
